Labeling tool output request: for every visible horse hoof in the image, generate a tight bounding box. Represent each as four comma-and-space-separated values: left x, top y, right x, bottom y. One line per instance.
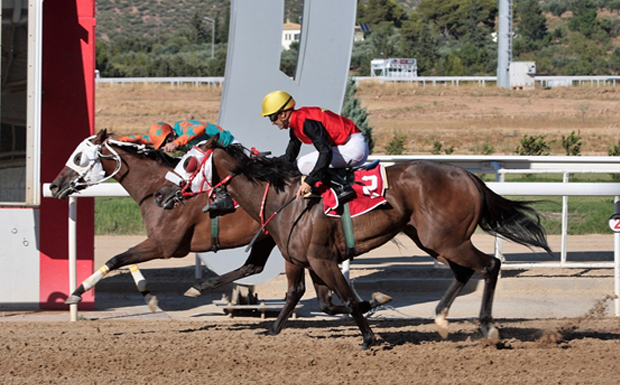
65, 294, 82, 305
361, 337, 376, 350
184, 287, 201, 297
369, 292, 393, 308
482, 325, 500, 344
434, 314, 449, 339
146, 295, 159, 312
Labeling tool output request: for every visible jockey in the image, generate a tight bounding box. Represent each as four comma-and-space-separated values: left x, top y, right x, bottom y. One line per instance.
259, 90, 369, 202
119, 120, 237, 212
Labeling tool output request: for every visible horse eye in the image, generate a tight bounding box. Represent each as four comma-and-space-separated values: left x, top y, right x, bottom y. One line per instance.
73, 153, 82, 166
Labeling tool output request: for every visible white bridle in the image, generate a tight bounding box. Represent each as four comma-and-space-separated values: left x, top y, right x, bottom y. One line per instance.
64, 136, 142, 192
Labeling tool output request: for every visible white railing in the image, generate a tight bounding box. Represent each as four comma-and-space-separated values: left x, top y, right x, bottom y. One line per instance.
42, 155, 620, 318
96, 76, 620, 88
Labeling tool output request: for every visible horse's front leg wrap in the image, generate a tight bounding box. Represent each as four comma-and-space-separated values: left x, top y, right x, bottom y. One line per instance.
129, 264, 149, 292
82, 265, 111, 291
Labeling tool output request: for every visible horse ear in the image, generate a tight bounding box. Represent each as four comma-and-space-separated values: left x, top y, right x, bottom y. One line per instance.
203, 133, 220, 150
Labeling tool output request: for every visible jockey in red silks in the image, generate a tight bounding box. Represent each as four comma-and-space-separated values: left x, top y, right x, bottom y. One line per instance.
256, 90, 369, 202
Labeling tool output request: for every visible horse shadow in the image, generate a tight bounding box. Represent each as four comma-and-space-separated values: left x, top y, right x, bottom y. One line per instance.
216, 318, 620, 348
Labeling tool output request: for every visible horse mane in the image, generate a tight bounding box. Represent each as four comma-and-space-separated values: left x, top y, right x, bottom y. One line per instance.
221, 143, 300, 193
101, 132, 180, 168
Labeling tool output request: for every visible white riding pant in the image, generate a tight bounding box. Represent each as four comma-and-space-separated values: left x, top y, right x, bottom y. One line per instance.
297, 132, 369, 175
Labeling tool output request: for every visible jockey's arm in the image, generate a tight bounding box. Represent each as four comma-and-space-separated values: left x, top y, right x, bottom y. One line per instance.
117, 135, 150, 145
302, 119, 332, 187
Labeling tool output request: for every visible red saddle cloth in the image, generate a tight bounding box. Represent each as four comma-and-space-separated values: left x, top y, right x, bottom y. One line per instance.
317, 164, 388, 218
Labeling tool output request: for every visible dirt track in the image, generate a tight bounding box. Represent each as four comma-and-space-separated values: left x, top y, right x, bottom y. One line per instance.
2, 317, 620, 384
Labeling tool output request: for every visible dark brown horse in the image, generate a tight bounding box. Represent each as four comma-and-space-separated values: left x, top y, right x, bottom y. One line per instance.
49, 130, 388, 314
155, 136, 551, 349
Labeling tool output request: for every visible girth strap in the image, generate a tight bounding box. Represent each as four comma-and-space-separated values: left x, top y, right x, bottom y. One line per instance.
210, 215, 220, 252
341, 202, 356, 258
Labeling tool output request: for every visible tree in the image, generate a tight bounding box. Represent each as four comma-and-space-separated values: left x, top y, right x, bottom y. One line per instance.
516, 0, 548, 44
189, 12, 208, 44
357, 0, 408, 28
418, 0, 496, 41
399, 11, 439, 75
342, 77, 375, 153
369, 23, 399, 58
569, 0, 601, 38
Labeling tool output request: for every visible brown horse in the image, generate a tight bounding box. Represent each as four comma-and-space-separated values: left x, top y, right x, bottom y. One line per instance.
155, 136, 552, 349
49, 130, 388, 314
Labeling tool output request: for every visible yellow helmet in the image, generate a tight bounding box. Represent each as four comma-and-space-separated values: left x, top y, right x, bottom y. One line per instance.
148, 122, 173, 149
260, 90, 296, 117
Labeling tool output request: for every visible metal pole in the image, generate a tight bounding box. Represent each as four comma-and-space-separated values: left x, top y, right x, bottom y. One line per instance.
615, 197, 620, 316
69, 197, 78, 322
203, 17, 215, 58
561, 172, 569, 265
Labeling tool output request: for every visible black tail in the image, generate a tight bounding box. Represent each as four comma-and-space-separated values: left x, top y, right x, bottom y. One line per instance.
469, 174, 553, 255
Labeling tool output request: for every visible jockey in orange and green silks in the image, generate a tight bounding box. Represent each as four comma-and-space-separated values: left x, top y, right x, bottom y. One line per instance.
119, 120, 235, 153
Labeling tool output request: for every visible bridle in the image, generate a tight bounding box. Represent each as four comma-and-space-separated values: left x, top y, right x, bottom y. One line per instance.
63, 136, 143, 195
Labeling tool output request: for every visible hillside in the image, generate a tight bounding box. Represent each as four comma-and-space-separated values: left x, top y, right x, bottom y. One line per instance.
95, 0, 416, 40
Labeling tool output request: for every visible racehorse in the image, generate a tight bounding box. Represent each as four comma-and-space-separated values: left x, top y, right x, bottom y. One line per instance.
49, 129, 389, 314
154, 135, 552, 349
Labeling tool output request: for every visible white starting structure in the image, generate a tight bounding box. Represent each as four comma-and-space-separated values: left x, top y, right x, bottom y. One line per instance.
370, 58, 418, 78
509, 61, 536, 90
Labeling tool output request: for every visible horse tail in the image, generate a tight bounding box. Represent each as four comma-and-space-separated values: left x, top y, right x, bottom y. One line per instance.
469, 173, 552, 255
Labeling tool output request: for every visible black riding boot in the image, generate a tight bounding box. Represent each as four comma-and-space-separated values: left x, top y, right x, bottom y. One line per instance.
203, 187, 235, 213
329, 172, 355, 203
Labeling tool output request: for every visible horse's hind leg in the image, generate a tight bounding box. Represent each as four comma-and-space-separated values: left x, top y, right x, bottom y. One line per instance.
435, 245, 501, 343
477, 253, 501, 343
434, 261, 475, 339
268, 261, 306, 336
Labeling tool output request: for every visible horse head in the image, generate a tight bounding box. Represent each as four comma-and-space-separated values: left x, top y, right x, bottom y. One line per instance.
48, 129, 117, 199
49, 129, 175, 200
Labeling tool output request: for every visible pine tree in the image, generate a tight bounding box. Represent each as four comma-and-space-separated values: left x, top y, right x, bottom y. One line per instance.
341, 77, 375, 154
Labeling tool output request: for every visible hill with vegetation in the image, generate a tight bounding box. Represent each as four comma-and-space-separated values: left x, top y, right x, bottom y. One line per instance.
95, 0, 620, 78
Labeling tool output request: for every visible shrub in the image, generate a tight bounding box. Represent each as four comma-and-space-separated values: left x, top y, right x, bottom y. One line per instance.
562, 130, 582, 156
385, 132, 407, 155
515, 134, 554, 155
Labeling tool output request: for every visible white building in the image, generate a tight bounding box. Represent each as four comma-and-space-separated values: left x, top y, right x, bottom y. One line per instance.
282, 22, 301, 50
281, 23, 365, 50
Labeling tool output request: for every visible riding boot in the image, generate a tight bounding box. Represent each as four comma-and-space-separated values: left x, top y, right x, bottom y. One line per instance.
203, 187, 235, 213
329, 171, 355, 204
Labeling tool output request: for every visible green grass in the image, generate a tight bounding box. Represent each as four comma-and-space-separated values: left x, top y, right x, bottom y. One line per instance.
95, 196, 146, 236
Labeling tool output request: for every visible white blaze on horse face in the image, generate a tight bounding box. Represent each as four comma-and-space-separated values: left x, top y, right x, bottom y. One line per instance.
65, 136, 106, 184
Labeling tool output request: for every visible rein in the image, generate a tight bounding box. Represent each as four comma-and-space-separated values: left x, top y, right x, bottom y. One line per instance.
244, 184, 296, 252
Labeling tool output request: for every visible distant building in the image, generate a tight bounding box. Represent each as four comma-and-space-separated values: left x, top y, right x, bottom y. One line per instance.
371, 58, 418, 78
281, 22, 365, 50
282, 22, 301, 50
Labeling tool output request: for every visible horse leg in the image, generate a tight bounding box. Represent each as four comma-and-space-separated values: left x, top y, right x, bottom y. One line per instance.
185, 237, 276, 297
432, 241, 501, 343
310, 270, 350, 315
477, 254, 501, 343
268, 261, 305, 336
65, 238, 163, 312
309, 270, 393, 315
434, 261, 474, 339
309, 259, 375, 350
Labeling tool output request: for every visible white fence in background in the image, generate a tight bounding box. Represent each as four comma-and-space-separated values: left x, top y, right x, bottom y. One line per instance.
43, 155, 620, 318
96, 76, 620, 88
